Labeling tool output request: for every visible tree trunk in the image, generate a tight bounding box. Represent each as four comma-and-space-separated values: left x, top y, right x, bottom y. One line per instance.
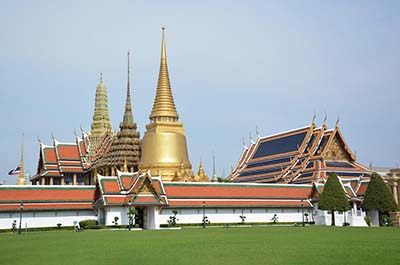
331, 210, 335, 226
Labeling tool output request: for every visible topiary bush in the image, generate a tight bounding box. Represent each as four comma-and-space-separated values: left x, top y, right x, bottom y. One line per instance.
79, 219, 98, 229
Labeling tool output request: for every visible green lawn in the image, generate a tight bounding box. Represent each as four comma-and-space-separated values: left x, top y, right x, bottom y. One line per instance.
0, 226, 399, 265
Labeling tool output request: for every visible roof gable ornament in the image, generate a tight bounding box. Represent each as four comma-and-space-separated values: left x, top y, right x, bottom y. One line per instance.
312, 112, 316, 127
323, 112, 327, 128
242, 136, 247, 149
335, 113, 340, 129
249, 131, 255, 144
256, 126, 261, 139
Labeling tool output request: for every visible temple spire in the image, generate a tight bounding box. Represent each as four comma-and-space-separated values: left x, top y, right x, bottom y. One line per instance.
122, 51, 134, 126
17, 133, 26, 185
149, 27, 179, 122
89, 73, 112, 158
99, 52, 141, 173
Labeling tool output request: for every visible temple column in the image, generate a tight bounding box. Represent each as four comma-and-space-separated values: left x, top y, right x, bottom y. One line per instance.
111, 167, 116, 176
41, 177, 45, 185
73, 174, 77, 185
392, 182, 398, 205
50, 177, 54, 185
61, 177, 65, 185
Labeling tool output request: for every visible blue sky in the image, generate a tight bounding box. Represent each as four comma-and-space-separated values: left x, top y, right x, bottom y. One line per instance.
1, 1, 399, 184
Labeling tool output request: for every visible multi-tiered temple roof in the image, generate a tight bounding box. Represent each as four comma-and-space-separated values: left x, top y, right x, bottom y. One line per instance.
230, 119, 370, 184
32, 132, 92, 185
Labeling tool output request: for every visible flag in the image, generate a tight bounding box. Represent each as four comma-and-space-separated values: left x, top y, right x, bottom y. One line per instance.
8, 166, 21, 175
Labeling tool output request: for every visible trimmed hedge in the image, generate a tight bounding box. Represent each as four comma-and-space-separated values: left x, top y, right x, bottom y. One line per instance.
79, 220, 98, 229
0, 226, 75, 233
159, 221, 314, 228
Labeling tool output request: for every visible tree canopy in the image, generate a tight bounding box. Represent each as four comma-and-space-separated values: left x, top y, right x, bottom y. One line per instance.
318, 172, 350, 212
363, 173, 398, 212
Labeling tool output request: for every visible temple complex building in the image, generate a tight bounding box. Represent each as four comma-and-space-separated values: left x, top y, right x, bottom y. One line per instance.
230, 117, 371, 184
6, 29, 399, 231
31, 29, 201, 185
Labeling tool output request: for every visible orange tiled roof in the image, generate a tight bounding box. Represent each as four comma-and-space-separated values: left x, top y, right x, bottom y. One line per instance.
164, 183, 311, 199
0, 186, 95, 211
168, 199, 312, 208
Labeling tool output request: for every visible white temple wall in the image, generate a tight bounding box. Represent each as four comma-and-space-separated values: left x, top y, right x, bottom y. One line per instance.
312, 203, 367, 227
367, 210, 380, 226
0, 210, 96, 230
104, 206, 128, 226
159, 208, 313, 225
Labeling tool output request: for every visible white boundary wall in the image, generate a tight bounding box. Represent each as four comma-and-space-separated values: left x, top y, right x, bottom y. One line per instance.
159, 207, 313, 225
0, 210, 96, 229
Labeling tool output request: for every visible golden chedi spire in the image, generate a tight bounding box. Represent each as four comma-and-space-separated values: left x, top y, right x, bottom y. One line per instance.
139, 28, 196, 182
89, 73, 113, 158
17, 133, 26, 185
195, 160, 209, 182
149, 27, 179, 122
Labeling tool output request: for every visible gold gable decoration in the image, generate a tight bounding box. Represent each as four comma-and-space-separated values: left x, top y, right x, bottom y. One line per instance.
324, 136, 349, 161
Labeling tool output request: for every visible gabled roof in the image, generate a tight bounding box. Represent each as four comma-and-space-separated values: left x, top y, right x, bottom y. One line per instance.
309, 176, 369, 201
95, 171, 168, 207
0, 185, 95, 211
230, 122, 370, 184
32, 133, 90, 180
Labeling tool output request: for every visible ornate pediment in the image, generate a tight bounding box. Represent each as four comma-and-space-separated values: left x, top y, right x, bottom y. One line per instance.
324, 136, 349, 161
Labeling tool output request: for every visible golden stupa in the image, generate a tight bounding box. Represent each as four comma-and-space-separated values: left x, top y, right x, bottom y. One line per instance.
139, 28, 195, 182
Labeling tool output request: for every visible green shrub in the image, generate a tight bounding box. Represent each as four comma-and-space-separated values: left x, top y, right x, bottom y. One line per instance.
79, 220, 98, 229
364, 216, 371, 227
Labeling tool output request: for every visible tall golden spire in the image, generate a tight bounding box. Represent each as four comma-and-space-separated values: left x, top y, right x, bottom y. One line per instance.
139, 28, 197, 182
149, 27, 179, 122
17, 133, 26, 185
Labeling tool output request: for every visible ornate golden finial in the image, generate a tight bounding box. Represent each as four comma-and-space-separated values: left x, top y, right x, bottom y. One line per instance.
17, 133, 26, 185
197, 160, 208, 181
37, 136, 42, 144
149, 27, 179, 121
100, 72, 103, 83
123, 156, 128, 172
312, 111, 316, 126
51, 132, 55, 141
323, 112, 327, 127
335, 113, 340, 128
256, 126, 260, 139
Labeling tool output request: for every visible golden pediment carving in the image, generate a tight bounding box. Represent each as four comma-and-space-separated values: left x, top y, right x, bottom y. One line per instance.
324, 137, 348, 161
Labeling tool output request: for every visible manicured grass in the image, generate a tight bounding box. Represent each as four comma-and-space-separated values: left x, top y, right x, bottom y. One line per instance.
1, 226, 399, 265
